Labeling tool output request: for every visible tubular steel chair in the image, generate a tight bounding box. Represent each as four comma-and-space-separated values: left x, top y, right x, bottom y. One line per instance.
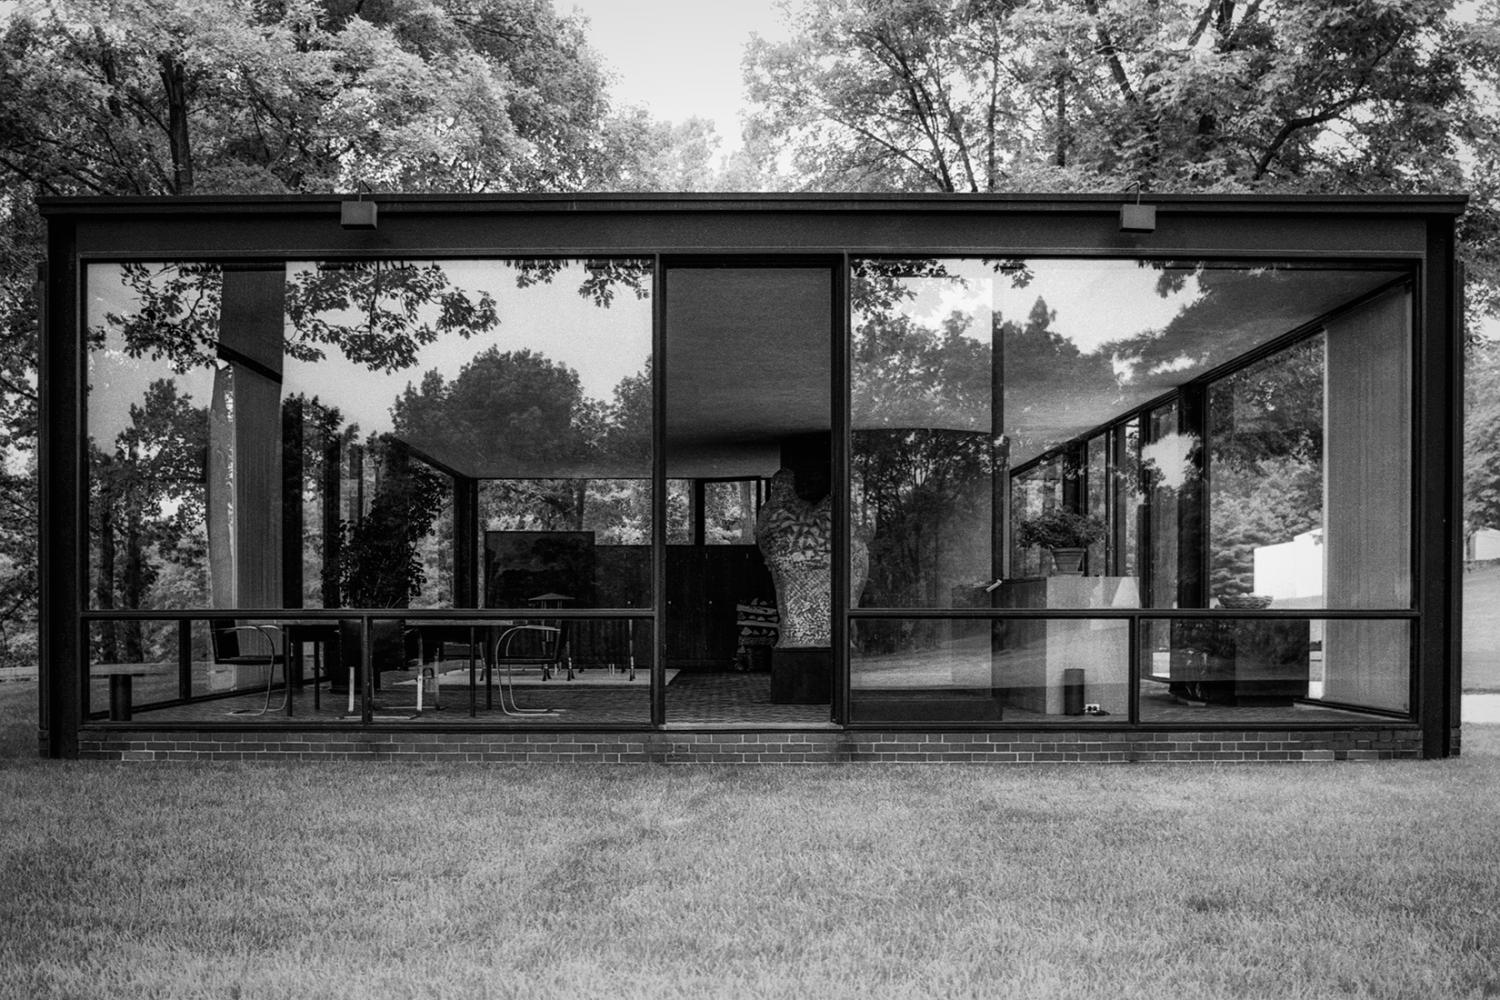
488, 623, 567, 716
211, 621, 288, 717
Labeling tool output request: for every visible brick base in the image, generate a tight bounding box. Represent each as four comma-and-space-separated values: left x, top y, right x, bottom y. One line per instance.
76, 727, 1426, 763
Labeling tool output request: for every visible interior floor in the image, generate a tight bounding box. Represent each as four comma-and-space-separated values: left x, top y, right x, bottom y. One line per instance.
94, 670, 1384, 729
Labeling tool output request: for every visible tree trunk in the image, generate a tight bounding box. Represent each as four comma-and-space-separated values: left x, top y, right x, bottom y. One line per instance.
1055, 72, 1068, 168
95, 498, 118, 663
158, 54, 194, 194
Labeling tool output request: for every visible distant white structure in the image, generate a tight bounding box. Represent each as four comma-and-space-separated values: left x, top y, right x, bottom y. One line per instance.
1468, 528, 1500, 561
1254, 529, 1324, 603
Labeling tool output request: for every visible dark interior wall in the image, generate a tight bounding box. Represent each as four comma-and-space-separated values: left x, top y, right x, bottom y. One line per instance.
666, 546, 775, 670
781, 432, 832, 503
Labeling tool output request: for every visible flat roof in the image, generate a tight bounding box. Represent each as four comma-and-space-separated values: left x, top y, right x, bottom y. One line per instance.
37, 191, 1470, 219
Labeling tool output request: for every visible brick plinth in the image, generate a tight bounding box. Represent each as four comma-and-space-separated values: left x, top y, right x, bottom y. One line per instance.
76, 727, 1425, 764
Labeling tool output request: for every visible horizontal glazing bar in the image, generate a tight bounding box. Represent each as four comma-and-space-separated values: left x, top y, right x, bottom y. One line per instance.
81, 608, 655, 621
847, 608, 1418, 620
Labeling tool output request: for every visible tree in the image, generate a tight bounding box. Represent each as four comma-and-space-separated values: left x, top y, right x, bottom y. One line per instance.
0, 0, 638, 196
0, 190, 40, 665
744, 0, 1498, 307
747, 0, 1473, 190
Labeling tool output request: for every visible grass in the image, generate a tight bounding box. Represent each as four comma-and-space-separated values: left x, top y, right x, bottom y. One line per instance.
1, 686, 1498, 999
0, 689, 1494, 1000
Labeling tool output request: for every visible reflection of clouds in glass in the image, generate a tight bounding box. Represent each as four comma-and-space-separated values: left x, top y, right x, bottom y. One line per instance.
994, 261, 1200, 353
1148, 354, 1197, 376
87, 336, 215, 444
923, 281, 992, 335
1141, 432, 1199, 491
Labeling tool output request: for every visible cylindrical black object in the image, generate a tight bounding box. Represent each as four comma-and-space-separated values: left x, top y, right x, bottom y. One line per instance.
1063, 668, 1085, 716
108, 674, 132, 722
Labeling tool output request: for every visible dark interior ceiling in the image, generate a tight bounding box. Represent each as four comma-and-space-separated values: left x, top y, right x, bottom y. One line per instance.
665, 267, 832, 479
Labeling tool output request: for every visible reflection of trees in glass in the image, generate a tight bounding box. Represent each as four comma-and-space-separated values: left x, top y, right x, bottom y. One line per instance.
1208, 337, 1324, 599
89, 258, 653, 612
852, 303, 992, 609
393, 348, 653, 543
1108, 265, 1353, 392
88, 380, 208, 661
284, 262, 499, 370
338, 439, 447, 608
102, 259, 505, 372
851, 257, 1120, 610
1003, 298, 1121, 458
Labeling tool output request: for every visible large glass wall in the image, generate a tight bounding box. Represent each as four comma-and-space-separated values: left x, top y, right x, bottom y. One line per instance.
78, 250, 1417, 731
85, 258, 653, 724
848, 258, 1413, 724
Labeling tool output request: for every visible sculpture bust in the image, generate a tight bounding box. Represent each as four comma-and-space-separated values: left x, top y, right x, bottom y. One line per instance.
755, 467, 867, 648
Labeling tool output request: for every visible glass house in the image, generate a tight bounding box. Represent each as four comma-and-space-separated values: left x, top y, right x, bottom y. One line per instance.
36, 193, 1466, 762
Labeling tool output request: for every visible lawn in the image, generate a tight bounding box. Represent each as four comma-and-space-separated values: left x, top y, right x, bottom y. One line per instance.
1, 684, 1498, 1000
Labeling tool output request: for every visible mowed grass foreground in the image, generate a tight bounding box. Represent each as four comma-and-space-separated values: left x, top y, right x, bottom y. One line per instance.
1, 685, 1498, 1000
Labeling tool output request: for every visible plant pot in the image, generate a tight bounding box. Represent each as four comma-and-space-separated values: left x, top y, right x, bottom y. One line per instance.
1049, 547, 1086, 575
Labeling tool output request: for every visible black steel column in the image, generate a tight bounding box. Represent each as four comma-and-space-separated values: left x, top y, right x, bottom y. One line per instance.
453, 475, 478, 607
39, 224, 80, 758
832, 255, 850, 727
281, 397, 304, 608
1420, 221, 1462, 758
651, 256, 666, 728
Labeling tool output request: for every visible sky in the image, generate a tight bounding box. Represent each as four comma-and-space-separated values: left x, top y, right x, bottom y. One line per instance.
564, 0, 789, 153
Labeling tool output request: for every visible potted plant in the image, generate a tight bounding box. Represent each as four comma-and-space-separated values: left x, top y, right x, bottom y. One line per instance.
1016, 508, 1106, 575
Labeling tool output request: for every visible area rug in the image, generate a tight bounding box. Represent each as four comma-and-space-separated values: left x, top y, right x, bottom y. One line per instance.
397, 668, 678, 689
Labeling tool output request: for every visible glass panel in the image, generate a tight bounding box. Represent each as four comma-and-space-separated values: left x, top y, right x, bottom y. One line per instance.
87, 258, 655, 725
286, 258, 655, 613
848, 258, 1407, 618
666, 479, 693, 544
849, 616, 1129, 723
1207, 336, 1323, 609
1009, 457, 1061, 581
1112, 419, 1142, 578
1143, 401, 1189, 609
1139, 616, 1409, 720
703, 480, 759, 544
86, 263, 221, 613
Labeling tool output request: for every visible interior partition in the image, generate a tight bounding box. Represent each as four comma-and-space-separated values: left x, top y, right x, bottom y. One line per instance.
1322, 287, 1413, 711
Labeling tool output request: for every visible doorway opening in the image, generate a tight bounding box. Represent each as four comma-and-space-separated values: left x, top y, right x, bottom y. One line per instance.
663, 265, 834, 725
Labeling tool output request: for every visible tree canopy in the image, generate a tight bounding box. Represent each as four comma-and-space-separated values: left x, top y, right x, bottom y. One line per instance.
744, 0, 1499, 319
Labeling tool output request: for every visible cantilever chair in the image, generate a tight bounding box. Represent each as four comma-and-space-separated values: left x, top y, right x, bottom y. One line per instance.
211, 620, 288, 716
488, 623, 568, 716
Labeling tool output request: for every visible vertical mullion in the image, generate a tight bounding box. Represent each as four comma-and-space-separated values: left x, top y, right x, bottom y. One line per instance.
41, 227, 82, 757
1178, 384, 1208, 610
833, 254, 850, 728
651, 255, 666, 728
1128, 614, 1141, 725
178, 618, 193, 700
360, 614, 373, 725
